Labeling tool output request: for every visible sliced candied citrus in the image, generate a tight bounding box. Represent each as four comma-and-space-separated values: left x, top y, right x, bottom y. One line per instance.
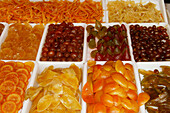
24, 65, 31, 73
63, 86, 75, 97
115, 60, 126, 74
17, 73, 28, 83
0, 61, 5, 68
58, 73, 79, 90
4, 74, 19, 85
60, 94, 81, 110
138, 92, 150, 106
109, 86, 127, 98
125, 63, 134, 73
49, 95, 60, 110
17, 102, 23, 110
6, 72, 18, 77
25, 87, 43, 101
51, 84, 63, 95
16, 68, 29, 76
39, 79, 53, 87
37, 94, 53, 112
0, 80, 16, 95
93, 103, 106, 113
0, 65, 13, 72
69, 63, 82, 83
15, 87, 24, 96
0, 71, 9, 79
16, 62, 25, 69
0, 92, 3, 103
121, 98, 133, 110
6, 93, 21, 105
24, 61, 34, 72
17, 80, 26, 89
2, 101, 17, 113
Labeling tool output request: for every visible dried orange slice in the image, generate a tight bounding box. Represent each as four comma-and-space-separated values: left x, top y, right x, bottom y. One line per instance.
37, 94, 53, 112
6, 93, 21, 105
4, 74, 19, 85
1, 101, 17, 113
24, 65, 31, 73
4, 61, 16, 67
15, 87, 24, 96
0, 71, 9, 79
0, 92, 3, 103
0, 65, 13, 72
0, 61, 5, 68
17, 102, 23, 110
16, 62, 25, 68
63, 86, 75, 97
16, 68, 29, 76
24, 61, 34, 72
60, 94, 81, 110
17, 80, 26, 89
0, 80, 16, 95
18, 73, 28, 83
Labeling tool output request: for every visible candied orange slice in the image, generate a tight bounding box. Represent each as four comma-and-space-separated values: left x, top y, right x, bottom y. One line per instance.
0, 71, 9, 79
127, 89, 137, 101
125, 63, 134, 73
93, 79, 104, 92
50, 84, 63, 95
24, 61, 34, 72
0, 80, 16, 95
16, 68, 29, 76
6, 93, 21, 105
131, 100, 139, 112
93, 103, 106, 113
16, 62, 25, 68
4, 74, 19, 85
2, 101, 17, 113
103, 81, 119, 94
60, 94, 81, 110
18, 73, 28, 83
37, 94, 53, 112
69, 63, 82, 83
115, 60, 126, 74
121, 98, 133, 110
109, 86, 127, 98
107, 106, 120, 113
17, 102, 23, 110
101, 93, 114, 107
0, 61, 5, 67
15, 87, 24, 96
94, 90, 103, 103
0, 65, 13, 72
128, 81, 137, 91
0, 92, 3, 103
17, 80, 26, 89
112, 72, 128, 88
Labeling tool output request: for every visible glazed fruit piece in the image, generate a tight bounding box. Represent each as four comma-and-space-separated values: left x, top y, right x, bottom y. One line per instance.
0, 61, 34, 113
87, 20, 131, 61
82, 60, 150, 113
0, 23, 4, 36
130, 24, 170, 61
40, 22, 84, 61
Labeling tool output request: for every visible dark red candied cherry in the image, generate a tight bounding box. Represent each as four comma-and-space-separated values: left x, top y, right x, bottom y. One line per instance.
64, 52, 70, 58
48, 58, 53, 61
66, 57, 73, 61
42, 51, 48, 57
53, 57, 60, 61
40, 57, 48, 61
42, 47, 49, 52
61, 57, 66, 61
95, 52, 104, 61
48, 51, 55, 57
47, 38, 55, 43
52, 42, 59, 48
44, 42, 51, 48
70, 52, 78, 59
56, 52, 63, 58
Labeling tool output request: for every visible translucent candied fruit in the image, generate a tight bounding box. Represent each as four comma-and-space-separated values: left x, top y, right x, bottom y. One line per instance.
0, 24, 44, 60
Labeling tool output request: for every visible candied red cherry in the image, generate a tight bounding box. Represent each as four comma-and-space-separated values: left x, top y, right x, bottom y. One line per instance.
48, 51, 55, 57
40, 57, 48, 61
95, 52, 103, 61
70, 52, 78, 59
42, 47, 49, 52
87, 34, 95, 42
42, 51, 48, 57
56, 52, 63, 58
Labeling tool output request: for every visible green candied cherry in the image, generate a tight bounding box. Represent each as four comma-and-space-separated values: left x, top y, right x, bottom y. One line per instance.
86, 25, 94, 33
90, 31, 98, 37
88, 39, 96, 49
90, 50, 98, 58
95, 20, 102, 30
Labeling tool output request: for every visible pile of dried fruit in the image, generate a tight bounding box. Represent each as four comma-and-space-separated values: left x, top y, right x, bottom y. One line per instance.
0, 23, 44, 60
87, 20, 130, 61
139, 66, 170, 113
0, 0, 103, 23
130, 24, 170, 61
40, 22, 84, 61
25, 64, 82, 112
82, 60, 150, 113
0, 61, 34, 113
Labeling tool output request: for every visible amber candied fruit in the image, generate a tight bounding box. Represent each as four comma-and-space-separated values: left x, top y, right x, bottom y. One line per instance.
0, 23, 4, 36
40, 22, 84, 61
0, 23, 44, 60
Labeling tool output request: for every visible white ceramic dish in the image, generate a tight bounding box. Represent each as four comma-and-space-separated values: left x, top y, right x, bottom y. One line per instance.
106, 0, 168, 23
36, 23, 87, 63
0, 60, 37, 113
24, 62, 84, 113
82, 61, 144, 113
136, 61, 170, 113
86, 23, 134, 62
